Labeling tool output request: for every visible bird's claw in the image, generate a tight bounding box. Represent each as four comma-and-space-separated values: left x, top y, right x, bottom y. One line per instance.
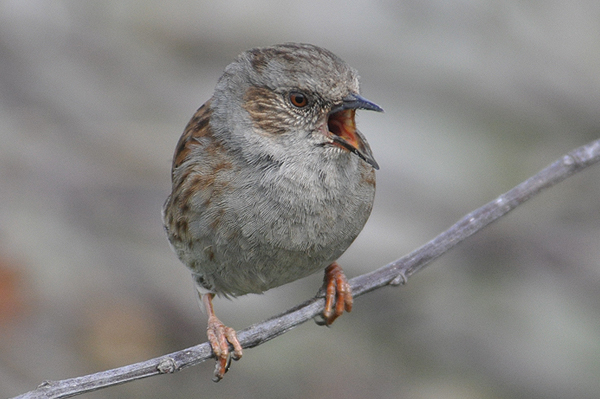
207, 315, 242, 382
318, 262, 353, 326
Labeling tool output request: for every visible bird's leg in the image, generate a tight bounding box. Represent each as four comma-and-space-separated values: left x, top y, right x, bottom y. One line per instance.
201, 293, 243, 382
321, 262, 353, 325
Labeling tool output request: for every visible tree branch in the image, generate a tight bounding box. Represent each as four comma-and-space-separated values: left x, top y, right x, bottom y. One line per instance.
12, 139, 600, 399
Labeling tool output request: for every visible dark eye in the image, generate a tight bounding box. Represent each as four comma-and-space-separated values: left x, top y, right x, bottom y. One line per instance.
289, 91, 309, 108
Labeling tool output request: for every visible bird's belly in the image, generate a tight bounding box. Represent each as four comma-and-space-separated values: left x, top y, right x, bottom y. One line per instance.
184, 161, 375, 296
191, 200, 367, 296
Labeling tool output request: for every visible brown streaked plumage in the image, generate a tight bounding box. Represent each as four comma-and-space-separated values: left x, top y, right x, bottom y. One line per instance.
172, 100, 213, 169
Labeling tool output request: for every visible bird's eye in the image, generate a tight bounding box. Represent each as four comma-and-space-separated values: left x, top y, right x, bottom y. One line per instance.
289, 91, 309, 108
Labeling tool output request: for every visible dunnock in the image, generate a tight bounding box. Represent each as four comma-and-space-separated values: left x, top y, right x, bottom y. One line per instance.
162, 43, 382, 381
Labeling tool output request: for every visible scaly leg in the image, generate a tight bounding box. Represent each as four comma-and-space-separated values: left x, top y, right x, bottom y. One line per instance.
201, 293, 243, 382
321, 262, 353, 325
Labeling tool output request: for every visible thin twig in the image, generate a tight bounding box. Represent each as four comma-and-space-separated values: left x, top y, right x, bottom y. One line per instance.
11, 139, 600, 399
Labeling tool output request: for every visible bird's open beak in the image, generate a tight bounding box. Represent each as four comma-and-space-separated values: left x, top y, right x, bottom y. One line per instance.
326, 93, 382, 170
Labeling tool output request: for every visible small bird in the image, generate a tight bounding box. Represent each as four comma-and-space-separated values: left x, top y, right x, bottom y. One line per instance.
162, 43, 382, 381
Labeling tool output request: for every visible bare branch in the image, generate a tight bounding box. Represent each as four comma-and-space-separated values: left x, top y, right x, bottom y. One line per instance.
11, 139, 600, 399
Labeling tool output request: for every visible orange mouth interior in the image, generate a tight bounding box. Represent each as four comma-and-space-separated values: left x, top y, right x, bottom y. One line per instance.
328, 109, 358, 150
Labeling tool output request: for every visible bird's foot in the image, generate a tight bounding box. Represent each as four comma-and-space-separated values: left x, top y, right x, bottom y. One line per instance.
318, 262, 353, 325
206, 315, 242, 382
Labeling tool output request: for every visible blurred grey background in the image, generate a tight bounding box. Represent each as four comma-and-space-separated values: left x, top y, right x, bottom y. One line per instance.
1, 1, 600, 398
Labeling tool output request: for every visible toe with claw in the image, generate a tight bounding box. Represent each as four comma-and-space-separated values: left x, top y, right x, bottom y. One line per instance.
202, 293, 243, 382
321, 262, 353, 325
